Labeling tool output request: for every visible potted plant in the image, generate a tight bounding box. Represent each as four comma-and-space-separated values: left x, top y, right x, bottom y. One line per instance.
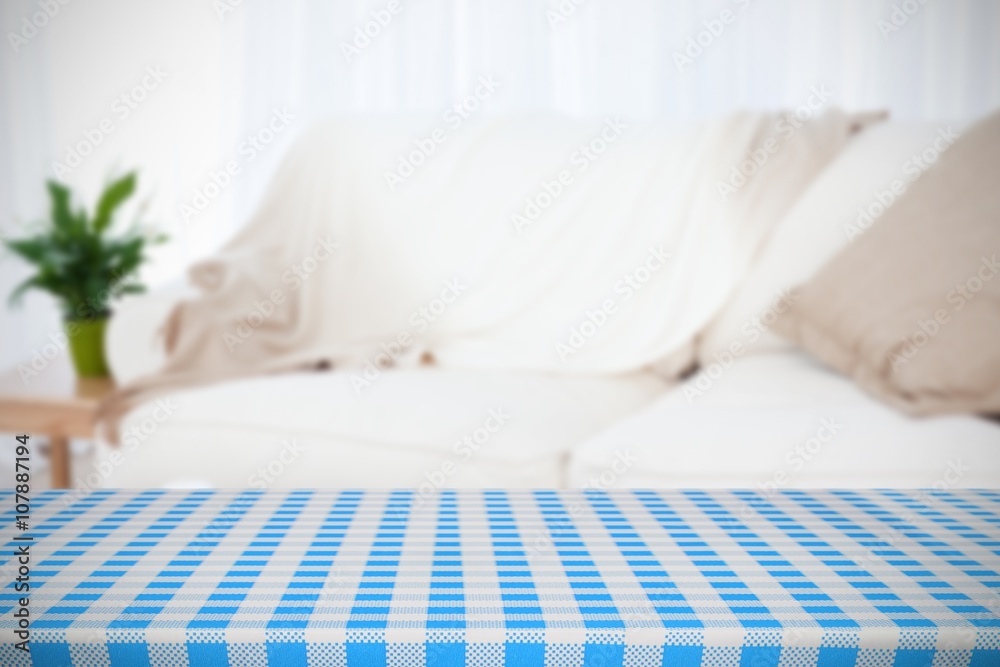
4, 172, 165, 378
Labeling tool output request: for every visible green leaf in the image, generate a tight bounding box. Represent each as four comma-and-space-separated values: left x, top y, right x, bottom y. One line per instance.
92, 172, 136, 233
4, 237, 51, 265
8, 275, 44, 306
8, 273, 69, 306
7, 173, 162, 314
46, 181, 74, 234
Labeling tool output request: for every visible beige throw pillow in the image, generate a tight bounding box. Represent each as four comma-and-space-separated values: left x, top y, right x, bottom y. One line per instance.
774, 110, 1000, 416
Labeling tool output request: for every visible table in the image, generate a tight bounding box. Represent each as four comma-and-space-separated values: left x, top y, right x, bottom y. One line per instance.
0, 355, 114, 488
2, 489, 998, 666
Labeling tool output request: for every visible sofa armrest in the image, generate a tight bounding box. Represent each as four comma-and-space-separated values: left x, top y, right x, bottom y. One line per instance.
105, 279, 193, 385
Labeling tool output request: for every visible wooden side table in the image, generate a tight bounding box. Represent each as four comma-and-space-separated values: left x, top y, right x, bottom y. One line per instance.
0, 355, 115, 488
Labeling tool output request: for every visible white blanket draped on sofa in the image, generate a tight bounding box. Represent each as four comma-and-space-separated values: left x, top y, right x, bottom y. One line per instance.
100, 110, 867, 438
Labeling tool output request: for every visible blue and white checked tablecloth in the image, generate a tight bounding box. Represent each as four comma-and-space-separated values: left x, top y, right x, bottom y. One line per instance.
1, 488, 998, 666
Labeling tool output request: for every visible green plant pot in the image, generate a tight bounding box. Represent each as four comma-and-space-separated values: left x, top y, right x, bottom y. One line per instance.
66, 317, 110, 378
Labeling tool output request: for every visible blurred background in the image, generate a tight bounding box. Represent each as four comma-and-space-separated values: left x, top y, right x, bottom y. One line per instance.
1, 0, 999, 492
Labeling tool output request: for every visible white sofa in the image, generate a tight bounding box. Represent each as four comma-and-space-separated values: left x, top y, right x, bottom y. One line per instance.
96, 118, 1000, 489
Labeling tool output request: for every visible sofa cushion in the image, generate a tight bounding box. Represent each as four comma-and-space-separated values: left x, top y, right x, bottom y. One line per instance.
91, 367, 667, 488
773, 110, 1000, 416
698, 121, 951, 365
568, 351, 1000, 488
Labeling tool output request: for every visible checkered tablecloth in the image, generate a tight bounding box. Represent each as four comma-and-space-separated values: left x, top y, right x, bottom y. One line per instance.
1, 489, 998, 666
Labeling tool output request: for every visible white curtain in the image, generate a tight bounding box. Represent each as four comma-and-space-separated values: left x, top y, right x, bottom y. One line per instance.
239, 0, 1000, 119
226, 0, 1000, 228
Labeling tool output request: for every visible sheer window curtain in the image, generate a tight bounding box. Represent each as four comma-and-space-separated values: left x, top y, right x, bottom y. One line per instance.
228, 0, 1000, 233
238, 0, 1000, 119
2, 0, 999, 368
